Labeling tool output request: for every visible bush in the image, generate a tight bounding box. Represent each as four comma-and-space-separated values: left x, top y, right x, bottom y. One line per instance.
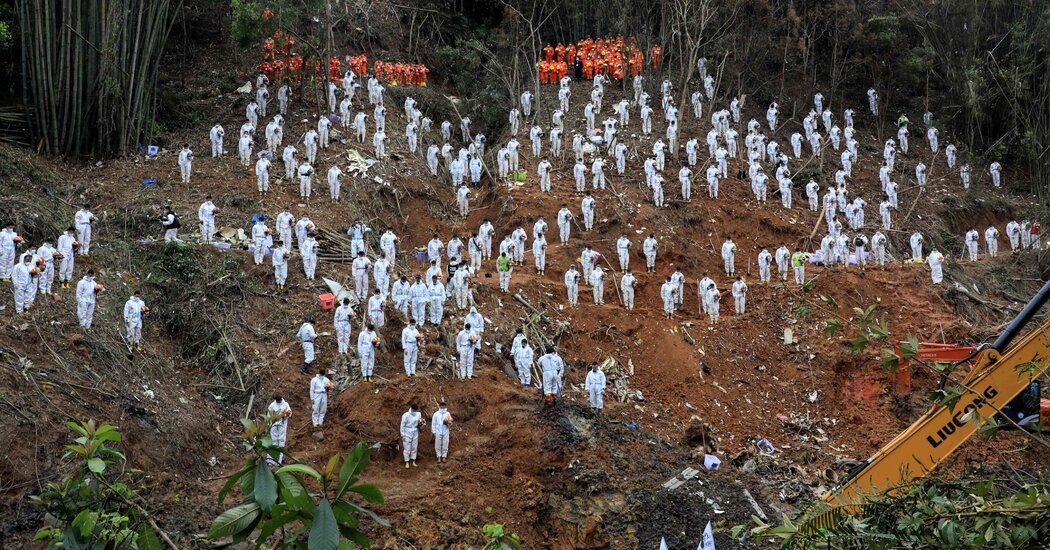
231, 0, 264, 49
31, 421, 165, 548
209, 417, 389, 546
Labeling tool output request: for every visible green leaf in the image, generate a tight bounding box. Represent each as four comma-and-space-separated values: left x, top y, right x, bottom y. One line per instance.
73, 510, 97, 538
929, 386, 966, 412
218, 460, 254, 503
978, 416, 1000, 439
879, 348, 901, 373
819, 294, 839, 311
308, 499, 340, 550
347, 483, 384, 505
137, 525, 164, 550
344, 501, 391, 528
332, 501, 361, 529
337, 457, 360, 500
87, 457, 106, 474
207, 501, 261, 538
850, 333, 870, 351
336, 444, 371, 499
323, 454, 341, 480
232, 513, 264, 544
93, 431, 122, 443
278, 471, 312, 511
62, 524, 88, 550
796, 305, 811, 317
256, 504, 297, 544
871, 316, 889, 339
338, 524, 370, 547
66, 421, 89, 438
1015, 360, 1042, 377
278, 463, 324, 480
855, 304, 877, 322
240, 462, 256, 498
254, 460, 279, 512
824, 319, 844, 337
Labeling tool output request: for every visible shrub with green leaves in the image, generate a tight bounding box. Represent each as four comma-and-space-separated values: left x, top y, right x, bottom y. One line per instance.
482, 523, 522, 550
31, 421, 165, 549
752, 477, 1050, 549
209, 416, 388, 548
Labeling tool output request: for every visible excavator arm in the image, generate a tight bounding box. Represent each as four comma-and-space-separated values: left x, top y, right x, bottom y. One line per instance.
808, 278, 1050, 527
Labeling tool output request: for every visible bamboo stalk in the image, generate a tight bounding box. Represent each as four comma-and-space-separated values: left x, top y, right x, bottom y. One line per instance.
18, 0, 177, 158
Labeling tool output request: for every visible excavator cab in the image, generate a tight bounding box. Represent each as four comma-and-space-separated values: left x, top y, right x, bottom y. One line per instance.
1000, 380, 1047, 427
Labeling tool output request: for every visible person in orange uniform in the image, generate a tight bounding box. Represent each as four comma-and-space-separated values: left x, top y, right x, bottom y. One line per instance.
544, 44, 554, 62
555, 43, 565, 62
651, 45, 662, 68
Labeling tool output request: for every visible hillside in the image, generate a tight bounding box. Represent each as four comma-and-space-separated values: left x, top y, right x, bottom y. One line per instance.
3, 24, 1050, 550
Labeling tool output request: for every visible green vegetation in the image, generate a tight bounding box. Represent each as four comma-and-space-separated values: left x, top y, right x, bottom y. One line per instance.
31, 421, 166, 549
482, 523, 522, 550
752, 478, 1050, 549
231, 0, 266, 49
209, 415, 388, 548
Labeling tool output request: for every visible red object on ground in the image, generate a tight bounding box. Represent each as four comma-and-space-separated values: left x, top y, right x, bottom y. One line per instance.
319, 293, 335, 310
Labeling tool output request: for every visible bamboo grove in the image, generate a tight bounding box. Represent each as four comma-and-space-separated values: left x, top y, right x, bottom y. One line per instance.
17, 0, 179, 157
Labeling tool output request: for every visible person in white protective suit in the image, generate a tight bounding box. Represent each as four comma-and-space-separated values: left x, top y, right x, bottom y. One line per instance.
266, 395, 291, 464
456, 323, 480, 379
334, 297, 355, 357
431, 402, 453, 462
358, 323, 379, 381
928, 249, 945, 284
400, 403, 424, 468
539, 347, 565, 404
309, 368, 332, 428
585, 365, 606, 411
123, 290, 148, 352
76, 270, 101, 328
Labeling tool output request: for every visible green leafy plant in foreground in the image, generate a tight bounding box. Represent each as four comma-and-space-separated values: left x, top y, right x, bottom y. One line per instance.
31, 420, 165, 549
752, 478, 1050, 549
209, 415, 388, 548
482, 523, 522, 550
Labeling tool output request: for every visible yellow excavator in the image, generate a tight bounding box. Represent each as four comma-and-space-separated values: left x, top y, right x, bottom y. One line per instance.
802, 279, 1050, 531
